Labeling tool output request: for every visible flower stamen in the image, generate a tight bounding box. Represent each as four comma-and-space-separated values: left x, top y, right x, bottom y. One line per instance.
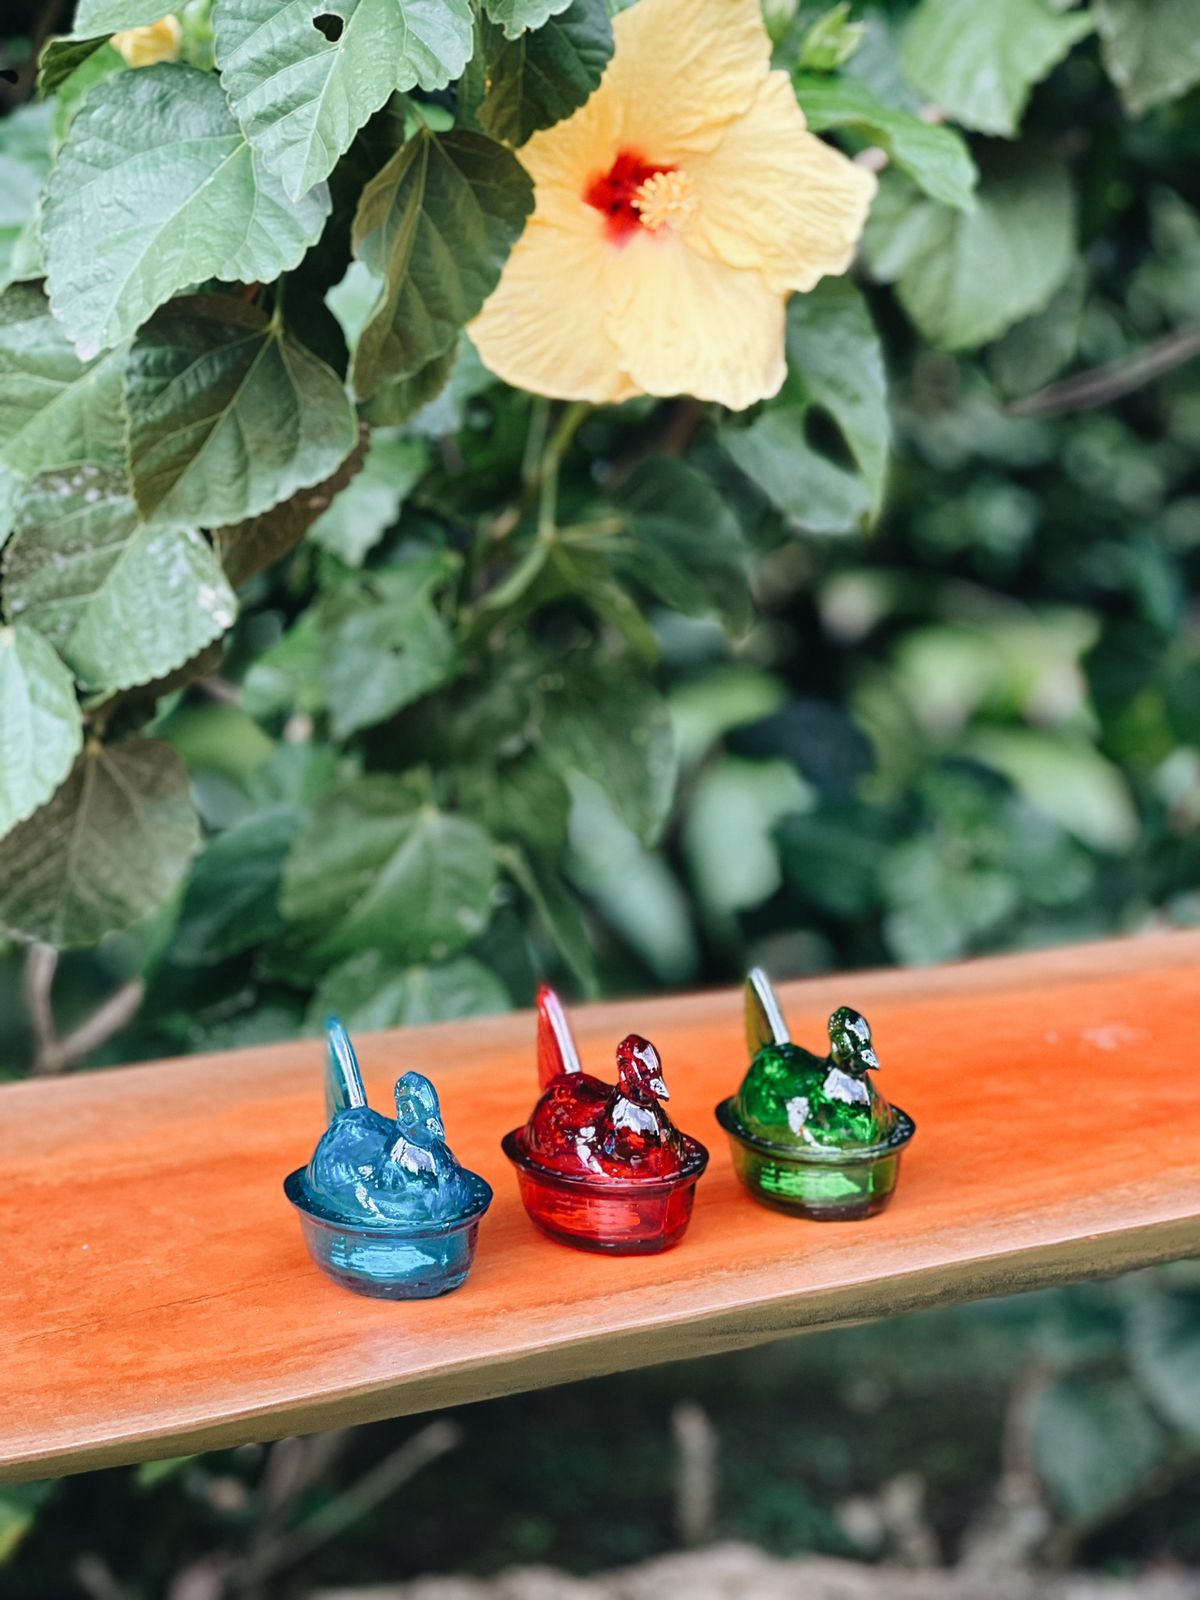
631, 170, 696, 233
585, 151, 689, 243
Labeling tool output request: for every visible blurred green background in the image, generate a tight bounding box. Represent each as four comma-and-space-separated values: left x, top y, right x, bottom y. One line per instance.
3, 0, 1200, 1592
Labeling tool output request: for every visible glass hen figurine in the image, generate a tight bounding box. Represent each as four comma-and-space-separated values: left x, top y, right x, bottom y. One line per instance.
284, 1018, 492, 1297
502, 986, 708, 1253
716, 969, 915, 1219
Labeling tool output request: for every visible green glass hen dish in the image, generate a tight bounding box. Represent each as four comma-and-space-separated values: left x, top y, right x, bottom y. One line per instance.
716, 971, 915, 1220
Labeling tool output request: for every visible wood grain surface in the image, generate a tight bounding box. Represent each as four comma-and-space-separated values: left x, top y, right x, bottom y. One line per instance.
3, 932, 1199, 1482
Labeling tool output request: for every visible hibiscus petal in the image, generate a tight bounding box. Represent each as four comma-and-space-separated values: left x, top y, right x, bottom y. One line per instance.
607, 0, 772, 160
606, 234, 786, 411
518, 69, 625, 208
687, 73, 877, 293
470, 215, 634, 404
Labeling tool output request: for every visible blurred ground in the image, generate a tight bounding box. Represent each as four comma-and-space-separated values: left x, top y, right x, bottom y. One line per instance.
313, 1545, 1200, 1600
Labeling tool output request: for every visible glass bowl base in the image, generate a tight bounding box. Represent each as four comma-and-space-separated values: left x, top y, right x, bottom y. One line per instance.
725, 1139, 905, 1221
503, 1132, 706, 1254
295, 1212, 485, 1297
285, 1169, 488, 1298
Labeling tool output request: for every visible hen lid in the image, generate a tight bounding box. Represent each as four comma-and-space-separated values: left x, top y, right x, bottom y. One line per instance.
734, 975, 897, 1153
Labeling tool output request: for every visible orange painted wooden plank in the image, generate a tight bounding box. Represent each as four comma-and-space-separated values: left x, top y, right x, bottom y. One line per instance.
3, 932, 1200, 1483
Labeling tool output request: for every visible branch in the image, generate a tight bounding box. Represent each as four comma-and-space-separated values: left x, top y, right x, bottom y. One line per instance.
232, 1420, 462, 1590
23, 943, 58, 1070
26, 959, 146, 1076
1008, 322, 1200, 417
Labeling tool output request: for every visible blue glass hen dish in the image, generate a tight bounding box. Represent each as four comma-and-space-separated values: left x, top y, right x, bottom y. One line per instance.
284, 1018, 493, 1299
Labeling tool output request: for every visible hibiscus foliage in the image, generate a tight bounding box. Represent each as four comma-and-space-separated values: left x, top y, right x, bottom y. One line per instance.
0, 0, 1197, 1064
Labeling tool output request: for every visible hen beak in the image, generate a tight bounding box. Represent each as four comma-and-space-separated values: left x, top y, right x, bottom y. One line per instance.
859, 1048, 880, 1073
649, 1076, 670, 1101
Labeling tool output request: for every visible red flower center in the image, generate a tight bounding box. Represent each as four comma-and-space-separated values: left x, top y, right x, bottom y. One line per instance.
585, 150, 676, 242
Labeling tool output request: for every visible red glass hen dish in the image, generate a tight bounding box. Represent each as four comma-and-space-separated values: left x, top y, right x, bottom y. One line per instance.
501, 986, 709, 1254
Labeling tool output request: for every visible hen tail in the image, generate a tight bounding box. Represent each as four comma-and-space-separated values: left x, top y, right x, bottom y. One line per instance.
745, 968, 790, 1057
325, 1016, 368, 1122
537, 984, 582, 1087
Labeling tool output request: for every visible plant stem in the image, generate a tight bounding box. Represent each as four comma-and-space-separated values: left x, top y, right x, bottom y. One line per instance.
521, 395, 551, 490
537, 399, 590, 541
23, 943, 145, 1075
232, 1421, 461, 1589
1010, 322, 1200, 417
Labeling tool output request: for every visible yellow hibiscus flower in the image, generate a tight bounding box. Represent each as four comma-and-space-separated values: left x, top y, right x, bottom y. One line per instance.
110, 15, 183, 67
470, 0, 876, 411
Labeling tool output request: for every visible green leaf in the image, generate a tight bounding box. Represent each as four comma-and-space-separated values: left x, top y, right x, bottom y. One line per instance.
964, 729, 1139, 853
0, 1483, 55, 1566
4, 464, 237, 693
777, 803, 888, 918
610, 458, 752, 632
172, 805, 303, 964
482, 0, 573, 39
310, 949, 508, 1029
539, 661, 676, 846
797, 4, 865, 72
0, 103, 53, 291
725, 412, 870, 533
722, 277, 889, 532
0, 283, 127, 478
564, 774, 697, 984
53, 44, 127, 144
43, 65, 331, 351
501, 844, 597, 990
407, 337, 494, 436
547, 544, 660, 664
125, 295, 357, 530
279, 776, 497, 968
213, 0, 475, 201
0, 625, 84, 838
1032, 1376, 1167, 1524
787, 278, 889, 510
217, 423, 369, 587
457, 746, 571, 854
684, 756, 809, 918
1094, 0, 1200, 116
882, 840, 1018, 965
309, 430, 430, 565
135, 1456, 196, 1490
794, 73, 976, 211
74, 0, 171, 28
988, 261, 1087, 399
39, 35, 114, 98
360, 340, 460, 426
350, 129, 533, 399
901, 0, 1092, 137
0, 736, 200, 947
242, 609, 324, 719
864, 157, 1076, 351
1130, 1290, 1200, 1440
0, 467, 21, 547
477, 0, 613, 146
319, 556, 460, 738
670, 665, 788, 767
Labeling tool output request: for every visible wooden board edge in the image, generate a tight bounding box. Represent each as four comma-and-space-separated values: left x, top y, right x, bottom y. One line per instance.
8, 1210, 1199, 1486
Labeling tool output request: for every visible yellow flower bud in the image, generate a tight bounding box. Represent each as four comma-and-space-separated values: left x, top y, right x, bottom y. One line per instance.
110, 15, 183, 68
